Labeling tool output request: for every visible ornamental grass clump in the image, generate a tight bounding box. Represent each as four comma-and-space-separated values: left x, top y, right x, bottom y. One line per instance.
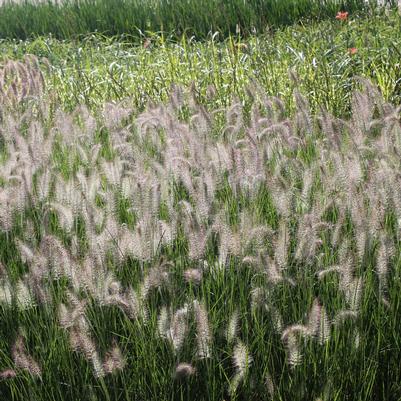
0, 64, 400, 399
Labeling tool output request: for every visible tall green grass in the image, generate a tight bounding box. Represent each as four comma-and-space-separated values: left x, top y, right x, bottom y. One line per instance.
0, 0, 384, 40
1, 10, 400, 114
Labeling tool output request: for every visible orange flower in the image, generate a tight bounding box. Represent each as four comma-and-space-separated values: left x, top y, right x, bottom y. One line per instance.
348, 47, 358, 55
335, 11, 348, 21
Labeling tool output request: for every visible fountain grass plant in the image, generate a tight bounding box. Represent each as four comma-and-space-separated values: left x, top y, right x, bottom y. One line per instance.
0, 51, 400, 400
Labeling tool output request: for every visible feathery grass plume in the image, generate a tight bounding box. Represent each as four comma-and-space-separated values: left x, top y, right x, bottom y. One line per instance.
318, 262, 349, 284
350, 89, 373, 144
350, 200, 368, 263
184, 213, 210, 261
169, 304, 190, 353
47, 201, 75, 233
282, 332, 302, 367
190, 100, 212, 138
157, 306, 170, 339
120, 214, 171, 261
0, 279, 13, 305
331, 209, 345, 248
72, 104, 97, 142
15, 279, 35, 310
224, 97, 244, 141
240, 212, 274, 251
288, 68, 300, 86
264, 254, 295, 286
211, 213, 231, 267
281, 324, 312, 366
268, 179, 292, 220
91, 352, 106, 378
27, 121, 52, 169
92, 270, 126, 308
15, 239, 35, 264
274, 220, 289, 270
175, 363, 196, 379
193, 300, 212, 359
101, 158, 125, 187
230, 341, 253, 394
0, 262, 6, 278
295, 207, 329, 262
226, 309, 240, 344
353, 328, 361, 349
332, 310, 358, 327
41, 235, 75, 281
102, 101, 133, 131
59, 295, 87, 330
0, 369, 17, 379
102, 280, 135, 314
319, 258, 362, 311
293, 88, 313, 136
250, 287, 266, 312
307, 299, 322, 337
265, 373, 275, 399
205, 84, 217, 101
258, 119, 299, 154
345, 277, 364, 312
183, 268, 203, 285
333, 154, 363, 195
192, 175, 214, 220
233, 341, 253, 374
318, 306, 331, 345
168, 83, 185, 112
76, 143, 102, 166
75, 169, 102, 203
366, 193, 385, 240
79, 256, 110, 298
124, 286, 148, 320
338, 237, 352, 266
54, 175, 83, 213
35, 167, 52, 202
318, 108, 341, 150
69, 326, 105, 378
27, 267, 50, 305
300, 168, 314, 207
103, 341, 125, 374
59, 303, 74, 329
11, 333, 41, 378
282, 324, 311, 341
242, 255, 259, 267
376, 233, 393, 298
265, 305, 284, 334
0, 56, 45, 108
0, 194, 14, 232
140, 259, 171, 300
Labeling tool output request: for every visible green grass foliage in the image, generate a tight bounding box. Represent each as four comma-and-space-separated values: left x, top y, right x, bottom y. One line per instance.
0, 0, 382, 40
2, 10, 401, 114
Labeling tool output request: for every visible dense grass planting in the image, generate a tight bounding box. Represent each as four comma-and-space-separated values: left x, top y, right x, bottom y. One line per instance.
0, 0, 378, 40
1, 10, 401, 114
0, 3, 401, 401
0, 53, 400, 401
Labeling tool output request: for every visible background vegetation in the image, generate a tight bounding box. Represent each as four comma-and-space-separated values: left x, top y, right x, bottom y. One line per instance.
0, 0, 382, 40
1, 9, 400, 114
